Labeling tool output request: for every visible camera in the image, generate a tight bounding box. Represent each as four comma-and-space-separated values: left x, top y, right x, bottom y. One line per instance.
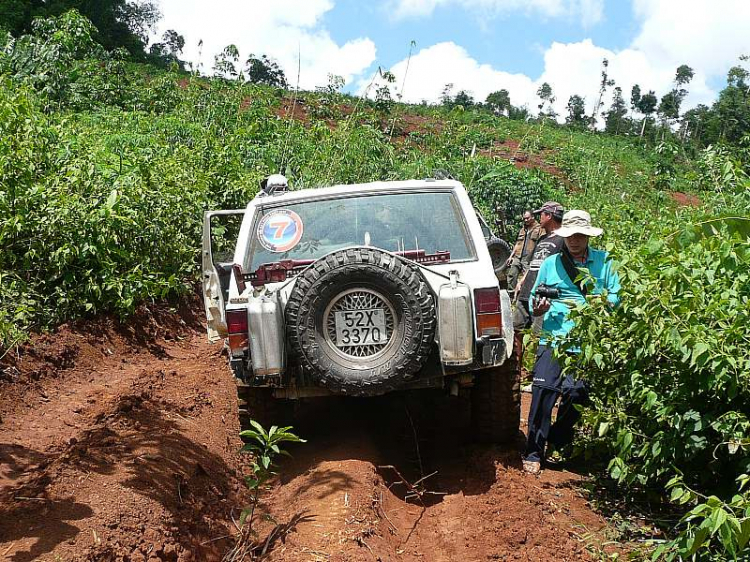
535, 283, 560, 300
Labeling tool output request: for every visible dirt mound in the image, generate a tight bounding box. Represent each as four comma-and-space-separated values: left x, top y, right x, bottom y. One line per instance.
2, 302, 612, 561
669, 191, 702, 207
0, 299, 251, 561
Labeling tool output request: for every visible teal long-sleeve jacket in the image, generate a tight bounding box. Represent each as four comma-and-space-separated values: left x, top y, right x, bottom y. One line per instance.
529, 247, 620, 350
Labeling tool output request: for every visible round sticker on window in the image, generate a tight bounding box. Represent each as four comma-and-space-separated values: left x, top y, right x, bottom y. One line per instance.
257, 209, 304, 252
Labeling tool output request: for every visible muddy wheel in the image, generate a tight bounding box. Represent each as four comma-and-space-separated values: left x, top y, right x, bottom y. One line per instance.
470, 357, 521, 443
286, 248, 436, 397
237, 386, 293, 431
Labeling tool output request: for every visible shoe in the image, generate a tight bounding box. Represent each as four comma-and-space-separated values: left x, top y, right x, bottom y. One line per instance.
522, 460, 541, 475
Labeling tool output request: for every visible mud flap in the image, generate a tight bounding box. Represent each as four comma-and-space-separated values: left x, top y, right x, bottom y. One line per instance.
500, 289, 514, 358
481, 338, 506, 365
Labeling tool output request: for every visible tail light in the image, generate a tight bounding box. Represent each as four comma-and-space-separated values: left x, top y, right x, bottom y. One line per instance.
474, 288, 502, 337
226, 309, 249, 351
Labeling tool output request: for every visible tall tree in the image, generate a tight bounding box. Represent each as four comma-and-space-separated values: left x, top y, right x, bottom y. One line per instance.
440, 83, 454, 107
453, 90, 475, 108
565, 94, 587, 128
213, 44, 240, 79
605, 86, 629, 134
658, 64, 695, 130
0, 0, 161, 59
630, 84, 641, 117
536, 82, 556, 119
590, 58, 614, 130
636, 90, 658, 136
245, 54, 287, 88
681, 104, 711, 146
708, 57, 750, 143
485, 89, 511, 116
148, 29, 185, 68
508, 104, 530, 121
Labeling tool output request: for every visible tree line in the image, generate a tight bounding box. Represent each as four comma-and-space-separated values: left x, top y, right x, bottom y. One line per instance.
0, 0, 185, 68
441, 56, 750, 149
3, 4, 748, 149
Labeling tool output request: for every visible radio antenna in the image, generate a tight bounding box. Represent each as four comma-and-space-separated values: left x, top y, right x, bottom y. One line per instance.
279, 43, 302, 179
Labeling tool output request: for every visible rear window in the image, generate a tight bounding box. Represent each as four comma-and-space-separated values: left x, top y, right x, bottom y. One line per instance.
245, 191, 475, 271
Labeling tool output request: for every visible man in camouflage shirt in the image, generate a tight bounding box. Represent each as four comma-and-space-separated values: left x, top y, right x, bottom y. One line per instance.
501, 210, 544, 292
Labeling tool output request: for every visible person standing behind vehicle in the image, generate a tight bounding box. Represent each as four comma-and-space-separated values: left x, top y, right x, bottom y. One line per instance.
501, 210, 544, 292
522, 210, 620, 475
512, 202, 565, 330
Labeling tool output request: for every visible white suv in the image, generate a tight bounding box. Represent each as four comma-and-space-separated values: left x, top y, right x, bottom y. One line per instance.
202, 178, 519, 442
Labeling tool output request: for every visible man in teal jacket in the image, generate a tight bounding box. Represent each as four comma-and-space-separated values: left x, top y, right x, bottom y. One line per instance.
522, 210, 620, 475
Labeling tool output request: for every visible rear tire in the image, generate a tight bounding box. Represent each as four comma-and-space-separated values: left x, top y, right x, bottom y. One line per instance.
237, 386, 293, 431
470, 356, 521, 444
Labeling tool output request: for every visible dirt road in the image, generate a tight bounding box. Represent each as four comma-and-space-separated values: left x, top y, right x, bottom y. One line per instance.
1, 303, 608, 561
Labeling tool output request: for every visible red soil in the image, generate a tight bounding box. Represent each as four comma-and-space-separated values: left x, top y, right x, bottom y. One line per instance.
669, 192, 702, 207
1, 301, 613, 561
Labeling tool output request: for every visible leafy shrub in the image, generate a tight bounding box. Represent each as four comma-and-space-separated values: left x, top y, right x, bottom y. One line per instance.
695, 144, 749, 193
563, 219, 750, 559
0, 10, 103, 104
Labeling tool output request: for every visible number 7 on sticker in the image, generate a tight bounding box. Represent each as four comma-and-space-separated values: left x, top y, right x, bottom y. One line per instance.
268, 219, 291, 239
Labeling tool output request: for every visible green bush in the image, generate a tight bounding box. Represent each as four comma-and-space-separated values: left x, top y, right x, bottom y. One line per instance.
562, 219, 750, 559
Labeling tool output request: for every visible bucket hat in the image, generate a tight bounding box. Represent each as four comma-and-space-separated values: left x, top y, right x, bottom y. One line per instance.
556, 210, 603, 237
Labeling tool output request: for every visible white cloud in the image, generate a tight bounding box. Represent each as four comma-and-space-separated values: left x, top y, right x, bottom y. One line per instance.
373, 0, 749, 123
537, 40, 715, 121
631, 0, 750, 80
154, 0, 376, 89
387, 0, 604, 27
358, 42, 537, 107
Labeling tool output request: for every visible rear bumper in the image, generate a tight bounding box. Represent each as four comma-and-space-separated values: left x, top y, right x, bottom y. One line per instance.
230, 338, 511, 397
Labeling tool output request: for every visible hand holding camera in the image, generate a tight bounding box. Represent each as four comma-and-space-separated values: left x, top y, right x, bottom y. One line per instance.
532, 283, 559, 316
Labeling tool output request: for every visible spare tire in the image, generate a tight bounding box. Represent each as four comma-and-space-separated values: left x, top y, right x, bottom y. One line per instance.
286, 248, 436, 396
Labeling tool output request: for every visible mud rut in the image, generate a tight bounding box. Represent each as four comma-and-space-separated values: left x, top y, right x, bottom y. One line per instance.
1, 303, 607, 561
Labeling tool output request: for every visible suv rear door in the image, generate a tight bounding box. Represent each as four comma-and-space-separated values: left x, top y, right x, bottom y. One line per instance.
202, 209, 245, 342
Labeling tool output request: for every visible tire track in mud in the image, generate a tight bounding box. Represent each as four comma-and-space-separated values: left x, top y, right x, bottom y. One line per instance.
264, 395, 602, 561
1, 304, 608, 561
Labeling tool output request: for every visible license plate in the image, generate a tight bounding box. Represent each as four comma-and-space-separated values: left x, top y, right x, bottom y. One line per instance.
334, 309, 387, 346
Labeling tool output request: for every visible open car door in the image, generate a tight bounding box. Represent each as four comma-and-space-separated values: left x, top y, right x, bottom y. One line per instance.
202, 209, 245, 342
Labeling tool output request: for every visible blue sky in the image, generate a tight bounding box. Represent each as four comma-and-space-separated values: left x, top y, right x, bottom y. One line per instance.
156, 0, 750, 117
321, 0, 637, 79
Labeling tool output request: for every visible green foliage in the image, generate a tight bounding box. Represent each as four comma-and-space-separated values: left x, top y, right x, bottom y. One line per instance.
473, 162, 560, 237
245, 53, 287, 89
695, 144, 749, 193
485, 89, 511, 116
566, 94, 588, 129
239, 421, 305, 528
1, 10, 103, 102
0, 0, 161, 60
561, 214, 750, 560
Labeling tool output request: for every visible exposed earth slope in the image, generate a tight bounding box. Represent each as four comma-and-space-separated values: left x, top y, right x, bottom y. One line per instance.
1, 302, 610, 561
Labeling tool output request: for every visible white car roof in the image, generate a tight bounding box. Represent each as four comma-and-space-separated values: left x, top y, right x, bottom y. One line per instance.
249, 179, 463, 208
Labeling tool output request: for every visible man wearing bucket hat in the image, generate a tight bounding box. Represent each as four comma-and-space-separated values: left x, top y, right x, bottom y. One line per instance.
522, 210, 620, 475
